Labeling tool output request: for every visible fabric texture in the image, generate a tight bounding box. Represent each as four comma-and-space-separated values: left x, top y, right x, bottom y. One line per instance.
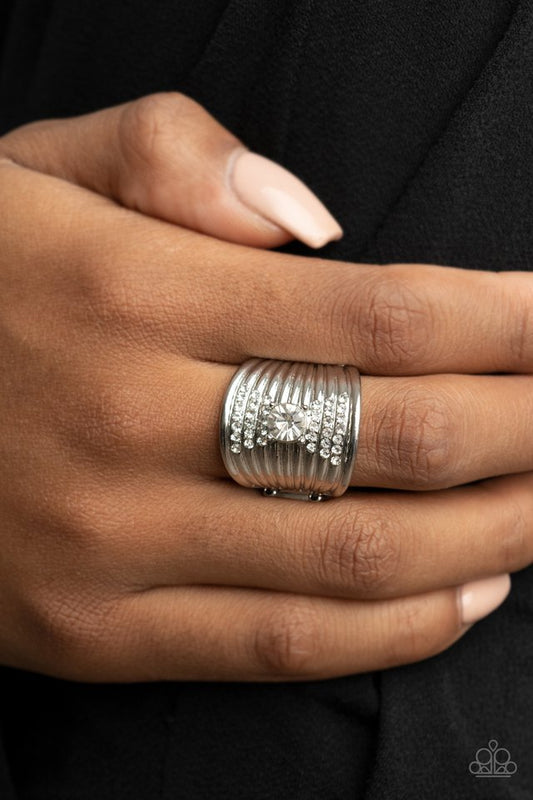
0, 1, 532, 797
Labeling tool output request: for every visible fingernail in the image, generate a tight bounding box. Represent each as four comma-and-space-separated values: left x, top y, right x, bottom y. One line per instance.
229, 150, 343, 248
459, 574, 511, 625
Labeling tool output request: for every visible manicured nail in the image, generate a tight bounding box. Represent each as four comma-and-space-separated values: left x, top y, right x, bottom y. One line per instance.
230, 150, 343, 248
459, 574, 511, 625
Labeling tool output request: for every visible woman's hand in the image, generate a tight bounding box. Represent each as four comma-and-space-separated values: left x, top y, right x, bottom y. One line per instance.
0, 93, 529, 683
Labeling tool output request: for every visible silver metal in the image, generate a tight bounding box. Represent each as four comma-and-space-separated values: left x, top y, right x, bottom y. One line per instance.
219, 358, 361, 500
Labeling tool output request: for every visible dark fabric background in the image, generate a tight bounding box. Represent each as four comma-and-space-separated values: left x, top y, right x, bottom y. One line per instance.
0, 1, 532, 798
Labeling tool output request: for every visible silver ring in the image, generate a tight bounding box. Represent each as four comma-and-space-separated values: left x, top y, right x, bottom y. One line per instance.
220, 358, 361, 501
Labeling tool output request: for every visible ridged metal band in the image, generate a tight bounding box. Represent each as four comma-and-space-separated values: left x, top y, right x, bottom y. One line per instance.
219, 358, 361, 500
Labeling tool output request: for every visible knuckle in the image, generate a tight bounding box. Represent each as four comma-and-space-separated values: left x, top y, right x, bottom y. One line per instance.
378, 386, 456, 488
77, 378, 151, 460
25, 586, 115, 673
496, 495, 529, 573
119, 92, 188, 170
253, 600, 321, 677
33, 480, 132, 563
312, 507, 399, 595
80, 249, 148, 330
356, 268, 433, 371
509, 297, 533, 365
385, 599, 443, 667
77, 244, 180, 350
117, 92, 195, 210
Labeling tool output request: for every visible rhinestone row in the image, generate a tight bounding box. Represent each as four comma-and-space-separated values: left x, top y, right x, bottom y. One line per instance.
229, 390, 350, 467
319, 392, 349, 466
229, 383, 248, 454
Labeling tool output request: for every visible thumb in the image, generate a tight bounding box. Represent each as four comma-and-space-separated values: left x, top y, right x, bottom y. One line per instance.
0, 92, 343, 249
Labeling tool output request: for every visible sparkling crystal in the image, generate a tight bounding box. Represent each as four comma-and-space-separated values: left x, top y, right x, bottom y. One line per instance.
230, 433, 241, 442
306, 442, 316, 453
332, 445, 342, 455
266, 403, 307, 443
320, 448, 331, 459
321, 437, 332, 448
244, 439, 254, 449
245, 412, 255, 422
257, 437, 267, 446
332, 434, 343, 445
331, 455, 341, 466
230, 444, 241, 454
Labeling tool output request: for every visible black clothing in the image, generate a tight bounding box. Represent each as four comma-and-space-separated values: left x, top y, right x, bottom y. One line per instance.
1, 1, 532, 798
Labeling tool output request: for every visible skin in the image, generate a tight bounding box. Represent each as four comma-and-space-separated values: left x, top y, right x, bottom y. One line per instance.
0, 93, 532, 683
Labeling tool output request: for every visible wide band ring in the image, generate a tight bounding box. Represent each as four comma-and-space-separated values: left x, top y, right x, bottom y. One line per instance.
220, 358, 361, 500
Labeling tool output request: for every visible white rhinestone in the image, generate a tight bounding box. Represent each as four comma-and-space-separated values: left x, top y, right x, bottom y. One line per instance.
306, 432, 317, 442
320, 448, 331, 459
230, 433, 241, 442
257, 437, 267, 446
306, 443, 316, 453
331, 455, 341, 466
230, 444, 241, 454
245, 412, 254, 422
332, 445, 342, 455
332, 434, 343, 445
321, 437, 332, 448
266, 403, 307, 443
244, 439, 254, 449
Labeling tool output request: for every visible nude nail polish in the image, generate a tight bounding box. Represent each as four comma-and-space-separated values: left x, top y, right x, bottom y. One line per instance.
459, 574, 511, 625
229, 150, 343, 248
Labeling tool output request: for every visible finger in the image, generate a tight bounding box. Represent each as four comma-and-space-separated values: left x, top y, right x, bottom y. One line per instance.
2, 157, 533, 377
87, 217, 533, 374
90, 357, 533, 492
115, 472, 531, 603
0, 92, 342, 249
40, 581, 481, 682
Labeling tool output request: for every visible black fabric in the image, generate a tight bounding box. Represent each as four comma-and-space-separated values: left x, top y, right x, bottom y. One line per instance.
0, 1, 532, 798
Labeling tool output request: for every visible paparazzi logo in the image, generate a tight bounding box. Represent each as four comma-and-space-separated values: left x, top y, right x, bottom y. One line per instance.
469, 739, 517, 778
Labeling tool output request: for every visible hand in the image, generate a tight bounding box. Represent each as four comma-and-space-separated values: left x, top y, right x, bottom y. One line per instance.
0, 93, 530, 683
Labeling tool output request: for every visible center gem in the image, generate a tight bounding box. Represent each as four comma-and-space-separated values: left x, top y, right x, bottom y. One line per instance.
266, 403, 307, 443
